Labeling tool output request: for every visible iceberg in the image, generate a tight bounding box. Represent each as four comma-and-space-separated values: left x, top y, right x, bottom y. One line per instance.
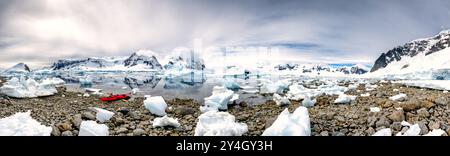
262, 107, 310, 136
223, 79, 241, 90
0, 110, 52, 136
200, 86, 236, 112
78, 121, 109, 136
143, 96, 168, 116
194, 111, 248, 136
152, 116, 180, 128
0, 77, 58, 98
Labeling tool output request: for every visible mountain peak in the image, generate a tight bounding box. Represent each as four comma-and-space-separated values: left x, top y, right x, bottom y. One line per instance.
4, 63, 31, 73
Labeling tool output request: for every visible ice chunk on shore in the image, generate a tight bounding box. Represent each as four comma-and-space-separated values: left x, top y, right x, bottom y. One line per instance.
399, 124, 421, 136
144, 96, 168, 116
372, 128, 392, 136
273, 93, 291, 106
200, 86, 236, 112
0, 110, 52, 136
302, 97, 316, 108
194, 111, 248, 136
423, 129, 446, 136
401, 121, 412, 127
78, 121, 109, 136
334, 94, 357, 104
0, 77, 58, 98
370, 107, 381, 112
152, 116, 180, 128
93, 108, 114, 123
389, 93, 408, 101
41, 78, 65, 86
262, 107, 310, 136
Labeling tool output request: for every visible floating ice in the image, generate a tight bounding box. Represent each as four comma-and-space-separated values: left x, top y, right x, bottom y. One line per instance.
0, 110, 52, 136
223, 79, 241, 90
79, 78, 93, 86
372, 128, 392, 136
273, 93, 291, 106
131, 88, 140, 94
200, 86, 236, 112
144, 96, 168, 116
389, 93, 408, 101
262, 107, 310, 136
78, 121, 109, 136
334, 94, 357, 104
152, 116, 180, 128
194, 111, 248, 136
259, 79, 291, 94
93, 108, 114, 123
0, 77, 58, 98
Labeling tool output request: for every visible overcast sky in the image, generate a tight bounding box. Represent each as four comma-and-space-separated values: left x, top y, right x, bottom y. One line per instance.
0, 0, 449, 68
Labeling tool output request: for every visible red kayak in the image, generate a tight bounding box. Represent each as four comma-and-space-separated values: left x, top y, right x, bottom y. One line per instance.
100, 94, 131, 102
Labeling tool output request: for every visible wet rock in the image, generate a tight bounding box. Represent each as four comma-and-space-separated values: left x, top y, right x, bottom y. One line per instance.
56, 122, 73, 131
51, 126, 61, 136
175, 107, 196, 116
418, 122, 429, 135
130, 111, 141, 120
71, 114, 82, 129
388, 110, 405, 122
375, 117, 391, 128
82, 112, 96, 120
391, 122, 402, 131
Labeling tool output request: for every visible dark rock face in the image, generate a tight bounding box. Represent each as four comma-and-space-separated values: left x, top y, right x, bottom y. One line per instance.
371, 30, 450, 72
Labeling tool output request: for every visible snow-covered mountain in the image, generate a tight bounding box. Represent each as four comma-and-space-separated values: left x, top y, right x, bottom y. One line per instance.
163, 51, 205, 71
371, 30, 450, 75
275, 63, 369, 75
3, 63, 31, 73
50, 50, 163, 71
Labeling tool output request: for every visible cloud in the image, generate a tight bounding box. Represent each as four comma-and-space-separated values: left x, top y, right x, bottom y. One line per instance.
0, 0, 449, 68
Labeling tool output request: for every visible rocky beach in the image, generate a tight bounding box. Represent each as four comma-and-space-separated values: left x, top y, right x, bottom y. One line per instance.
1, 77, 449, 136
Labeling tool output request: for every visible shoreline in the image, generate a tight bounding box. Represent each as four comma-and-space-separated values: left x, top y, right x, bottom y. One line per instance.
0, 80, 449, 136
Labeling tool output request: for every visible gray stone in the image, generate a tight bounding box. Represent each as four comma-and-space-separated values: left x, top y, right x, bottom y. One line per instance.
82, 112, 96, 120
117, 127, 128, 134
435, 97, 448, 105
51, 126, 61, 136
417, 108, 430, 118
388, 110, 405, 122
331, 132, 346, 136
130, 111, 141, 120
375, 117, 391, 128
418, 122, 429, 135
61, 131, 73, 136
71, 114, 82, 129
133, 129, 146, 136
320, 131, 329, 136
175, 107, 196, 116
391, 122, 402, 131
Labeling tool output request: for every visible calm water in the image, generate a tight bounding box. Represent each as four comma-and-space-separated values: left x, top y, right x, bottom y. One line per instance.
57, 71, 288, 104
